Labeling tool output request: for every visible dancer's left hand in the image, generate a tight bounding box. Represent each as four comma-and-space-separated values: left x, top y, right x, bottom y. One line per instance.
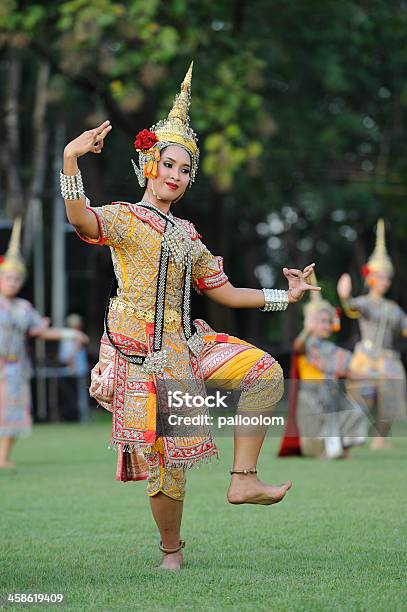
283, 263, 321, 303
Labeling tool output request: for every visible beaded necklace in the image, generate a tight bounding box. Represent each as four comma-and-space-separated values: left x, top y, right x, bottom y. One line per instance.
104, 202, 204, 373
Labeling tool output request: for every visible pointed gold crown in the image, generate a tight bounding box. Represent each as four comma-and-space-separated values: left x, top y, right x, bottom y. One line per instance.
0, 217, 26, 277
153, 61, 198, 157
366, 219, 393, 276
303, 272, 335, 318
133, 62, 199, 187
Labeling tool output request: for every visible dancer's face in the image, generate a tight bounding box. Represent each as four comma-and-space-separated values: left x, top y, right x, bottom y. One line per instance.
367, 271, 391, 296
149, 145, 191, 202
313, 310, 334, 339
0, 270, 24, 298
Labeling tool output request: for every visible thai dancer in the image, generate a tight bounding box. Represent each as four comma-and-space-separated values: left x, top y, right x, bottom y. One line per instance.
278, 274, 367, 459
0, 219, 88, 469
337, 219, 407, 450
62, 63, 319, 569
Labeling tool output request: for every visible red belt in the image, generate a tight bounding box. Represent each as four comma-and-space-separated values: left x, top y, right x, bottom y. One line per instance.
0, 355, 19, 363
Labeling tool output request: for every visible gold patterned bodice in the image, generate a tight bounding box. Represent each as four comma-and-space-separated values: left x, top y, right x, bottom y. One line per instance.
111, 222, 188, 314
79, 201, 229, 345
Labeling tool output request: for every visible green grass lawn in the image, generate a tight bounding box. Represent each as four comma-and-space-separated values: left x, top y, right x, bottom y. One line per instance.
1, 414, 406, 611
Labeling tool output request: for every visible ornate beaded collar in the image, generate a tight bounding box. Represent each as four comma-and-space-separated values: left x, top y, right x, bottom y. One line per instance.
139, 201, 195, 269
104, 201, 204, 373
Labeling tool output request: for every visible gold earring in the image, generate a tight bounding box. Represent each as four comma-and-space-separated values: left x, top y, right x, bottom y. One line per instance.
151, 180, 163, 201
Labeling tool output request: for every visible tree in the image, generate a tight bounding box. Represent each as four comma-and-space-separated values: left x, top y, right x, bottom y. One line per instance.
1, 0, 406, 351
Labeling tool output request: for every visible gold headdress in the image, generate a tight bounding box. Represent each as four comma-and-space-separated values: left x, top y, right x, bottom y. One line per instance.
0, 217, 26, 278
132, 61, 199, 187
364, 219, 393, 277
303, 272, 335, 318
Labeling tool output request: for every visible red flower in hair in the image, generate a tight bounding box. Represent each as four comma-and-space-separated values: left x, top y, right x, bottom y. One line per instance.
134, 129, 158, 152
361, 264, 370, 278
0, 256, 4, 264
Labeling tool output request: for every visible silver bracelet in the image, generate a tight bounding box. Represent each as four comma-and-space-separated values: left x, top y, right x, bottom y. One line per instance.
60, 169, 86, 200
259, 288, 289, 312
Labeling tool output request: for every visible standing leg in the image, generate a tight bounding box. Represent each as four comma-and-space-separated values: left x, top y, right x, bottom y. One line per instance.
371, 377, 396, 449
77, 376, 90, 423
149, 494, 184, 570
346, 378, 384, 450
0, 436, 17, 468
371, 421, 391, 449
341, 400, 368, 451
147, 439, 187, 570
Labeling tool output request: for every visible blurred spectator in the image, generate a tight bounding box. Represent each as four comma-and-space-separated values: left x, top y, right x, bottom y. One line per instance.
58, 314, 90, 423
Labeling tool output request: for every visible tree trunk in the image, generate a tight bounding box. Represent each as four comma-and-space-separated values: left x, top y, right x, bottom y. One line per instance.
4, 46, 24, 218
24, 60, 50, 256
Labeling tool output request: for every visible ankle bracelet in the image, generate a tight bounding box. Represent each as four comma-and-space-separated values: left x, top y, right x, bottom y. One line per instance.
159, 540, 186, 554
230, 468, 257, 475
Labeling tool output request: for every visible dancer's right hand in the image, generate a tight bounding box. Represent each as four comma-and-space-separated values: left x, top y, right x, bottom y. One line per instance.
337, 273, 352, 300
64, 120, 112, 159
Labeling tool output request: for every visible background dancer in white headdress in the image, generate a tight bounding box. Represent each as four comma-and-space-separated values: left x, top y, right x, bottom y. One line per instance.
0, 219, 88, 469
338, 219, 407, 450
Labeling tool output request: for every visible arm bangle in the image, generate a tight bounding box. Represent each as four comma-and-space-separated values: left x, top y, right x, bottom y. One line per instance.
259, 288, 289, 312
60, 169, 86, 200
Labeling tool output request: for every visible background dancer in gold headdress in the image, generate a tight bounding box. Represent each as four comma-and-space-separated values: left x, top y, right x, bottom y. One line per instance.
337, 219, 407, 450
62, 62, 320, 570
0, 219, 89, 469
278, 273, 367, 459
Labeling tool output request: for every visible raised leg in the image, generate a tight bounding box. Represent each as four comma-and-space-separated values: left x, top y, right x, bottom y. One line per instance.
228, 426, 292, 504
201, 339, 292, 506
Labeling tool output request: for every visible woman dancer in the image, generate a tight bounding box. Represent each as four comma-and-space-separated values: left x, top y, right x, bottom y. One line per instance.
279, 274, 366, 459
0, 219, 88, 468
62, 63, 319, 569
337, 219, 407, 450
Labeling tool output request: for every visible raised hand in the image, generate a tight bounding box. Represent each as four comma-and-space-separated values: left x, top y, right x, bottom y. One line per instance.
64, 120, 112, 159
282, 263, 321, 303
337, 273, 352, 300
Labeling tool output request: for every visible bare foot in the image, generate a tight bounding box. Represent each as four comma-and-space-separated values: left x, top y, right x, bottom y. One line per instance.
227, 474, 292, 505
370, 437, 391, 450
160, 550, 183, 571
341, 448, 351, 460
0, 460, 16, 469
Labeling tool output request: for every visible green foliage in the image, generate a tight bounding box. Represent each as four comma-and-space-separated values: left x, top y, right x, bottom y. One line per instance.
1, 0, 407, 334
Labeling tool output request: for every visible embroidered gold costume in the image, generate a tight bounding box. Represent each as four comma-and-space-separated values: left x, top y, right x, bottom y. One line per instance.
0, 219, 45, 439
80, 202, 284, 498
279, 274, 366, 459
341, 220, 407, 421
77, 64, 284, 500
